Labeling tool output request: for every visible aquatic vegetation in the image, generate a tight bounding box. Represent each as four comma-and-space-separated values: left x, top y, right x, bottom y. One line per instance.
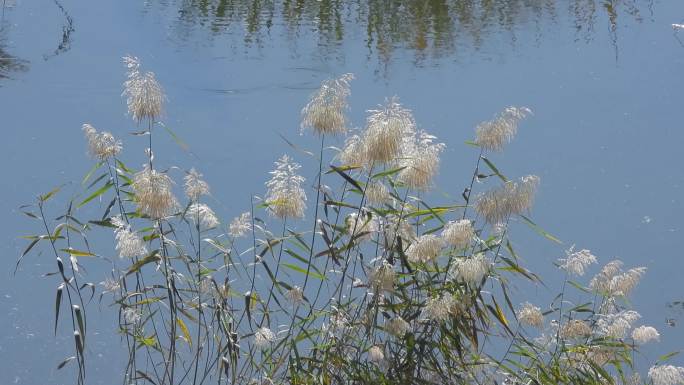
17, 58, 674, 385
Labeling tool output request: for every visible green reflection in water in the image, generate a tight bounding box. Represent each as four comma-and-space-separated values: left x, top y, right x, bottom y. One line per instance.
167, 0, 650, 63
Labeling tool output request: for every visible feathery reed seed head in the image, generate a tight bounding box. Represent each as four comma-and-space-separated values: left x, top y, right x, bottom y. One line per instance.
475, 106, 531, 152
475, 175, 540, 224
122, 55, 165, 123
406, 234, 444, 264
186, 203, 219, 228
363, 96, 416, 164
397, 130, 445, 190
441, 219, 475, 249
365, 181, 391, 205
560, 319, 592, 339
132, 165, 178, 219
254, 327, 276, 348
228, 212, 252, 238
648, 365, 684, 385
632, 325, 660, 344
82, 124, 122, 160
517, 302, 544, 328
386, 316, 410, 337
369, 261, 395, 292
301, 73, 354, 135
448, 253, 491, 286
184, 168, 210, 201
112, 216, 148, 258
558, 247, 597, 276
265, 155, 307, 219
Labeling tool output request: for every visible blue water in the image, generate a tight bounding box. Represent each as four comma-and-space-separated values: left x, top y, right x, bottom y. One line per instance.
2, 0, 684, 383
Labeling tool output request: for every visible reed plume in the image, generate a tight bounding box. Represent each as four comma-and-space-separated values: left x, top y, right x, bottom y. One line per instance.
301, 73, 354, 135
122, 55, 165, 124
265, 155, 307, 219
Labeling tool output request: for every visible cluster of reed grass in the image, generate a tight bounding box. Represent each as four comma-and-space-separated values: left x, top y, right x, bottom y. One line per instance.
18, 56, 681, 385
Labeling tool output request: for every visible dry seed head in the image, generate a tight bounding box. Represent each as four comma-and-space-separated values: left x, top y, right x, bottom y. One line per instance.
382, 214, 416, 247
365, 181, 391, 205
338, 134, 368, 167
421, 294, 455, 322
558, 247, 597, 276
368, 345, 385, 363
589, 260, 646, 297
123, 307, 142, 324
632, 325, 660, 344
363, 96, 416, 164
441, 219, 475, 249
397, 130, 445, 190
475, 175, 540, 224
82, 124, 122, 160
286, 286, 304, 304
474, 106, 531, 152
186, 203, 219, 229
228, 212, 252, 238
254, 327, 276, 347
132, 165, 179, 219
122, 55, 165, 123
406, 234, 444, 264
386, 316, 410, 337
560, 319, 592, 339
648, 365, 684, 385
112, 216, 148, 258
184, 168, 210, 201
597, 310, 641, 339
345, 211, 379, 242
265, 155, 307, 219
369, 261, 395, 292
448, 253, 491, 286
517, 302, 544, 328
301, 73, 354, 135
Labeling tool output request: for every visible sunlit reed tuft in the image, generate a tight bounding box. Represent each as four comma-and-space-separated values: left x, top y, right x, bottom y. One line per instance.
517, 302, 544, 328
369, 261, 395, 292
365, 181, 391, 205
475, 175, 540, 224
132, 165, 178, 219
111, 216, 148, 258
448, 253, 491, 286
122, 55, 165, 124
386, 316, 410, 337
265, 155, 307, 219
397, 130, 445, 190
406, 234, 444, 264
363, 96, 416, 164
441, 219, 474, 249
474, 106, 531, 152
632, 325, 660, 344
597, 310, 641, 339
186, 203, 219, 229
82, 123, 122, 160
254, 327, 276, 348
301, 73, 354, 135
557, 247, 597, 276
648, 365, 684, 385
228, 211, 252, 238
560, 320, 592, 339
184, 168, 210, 201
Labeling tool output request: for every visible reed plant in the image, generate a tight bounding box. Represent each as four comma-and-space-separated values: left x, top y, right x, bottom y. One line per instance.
17, 56, 681, 385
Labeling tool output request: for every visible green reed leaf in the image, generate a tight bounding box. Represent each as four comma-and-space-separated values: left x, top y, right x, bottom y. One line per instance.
78, 181, 113, 208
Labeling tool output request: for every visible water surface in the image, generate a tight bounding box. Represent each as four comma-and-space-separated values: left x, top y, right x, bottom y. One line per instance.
1, 0, 684, 383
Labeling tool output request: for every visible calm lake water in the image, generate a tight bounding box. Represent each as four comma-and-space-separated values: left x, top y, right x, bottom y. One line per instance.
2, 0, 684, 383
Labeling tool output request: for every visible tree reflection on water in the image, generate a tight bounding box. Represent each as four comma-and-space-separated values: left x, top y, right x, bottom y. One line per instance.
162, 0, 650, 64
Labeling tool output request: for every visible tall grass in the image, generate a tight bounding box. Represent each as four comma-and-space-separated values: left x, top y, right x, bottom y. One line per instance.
17, 56, 680, 385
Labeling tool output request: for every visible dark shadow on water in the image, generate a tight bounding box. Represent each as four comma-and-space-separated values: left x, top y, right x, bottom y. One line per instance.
42, 0, 75, 61
0, 9, 29, 84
